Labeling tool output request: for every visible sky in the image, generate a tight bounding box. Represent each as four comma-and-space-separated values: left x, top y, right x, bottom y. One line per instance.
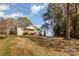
0, 3, 48, 27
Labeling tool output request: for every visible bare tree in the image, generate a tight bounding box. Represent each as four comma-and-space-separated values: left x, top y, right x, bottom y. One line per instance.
0, 18, 17, 37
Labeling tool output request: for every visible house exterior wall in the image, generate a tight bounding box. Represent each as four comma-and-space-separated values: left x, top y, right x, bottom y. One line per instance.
17, 27, 23, 36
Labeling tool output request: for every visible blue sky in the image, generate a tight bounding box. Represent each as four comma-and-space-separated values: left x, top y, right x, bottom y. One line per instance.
0, 3, 48, 27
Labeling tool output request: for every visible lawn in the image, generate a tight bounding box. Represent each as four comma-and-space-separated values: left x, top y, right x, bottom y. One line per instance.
0, 36, 79, 56
0, 37, 11, 55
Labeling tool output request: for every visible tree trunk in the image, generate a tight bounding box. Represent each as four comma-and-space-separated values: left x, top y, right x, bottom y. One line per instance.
44, 30, 46, 36
65, 3, 71, 40
65, 3, 77, 39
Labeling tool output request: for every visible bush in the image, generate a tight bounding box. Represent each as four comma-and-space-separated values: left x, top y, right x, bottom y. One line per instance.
71, 32, 79, 39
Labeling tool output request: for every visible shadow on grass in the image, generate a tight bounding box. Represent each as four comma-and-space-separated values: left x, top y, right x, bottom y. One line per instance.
30, 38, 53, 48
0, 37, 7, 40
30, 37, 69, 48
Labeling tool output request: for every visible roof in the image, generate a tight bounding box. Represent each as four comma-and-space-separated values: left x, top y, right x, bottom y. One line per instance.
26, 26, 36, 29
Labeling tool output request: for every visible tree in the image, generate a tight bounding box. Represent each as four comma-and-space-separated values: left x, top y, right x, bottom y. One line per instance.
18, 17, 32, 28
0, 17, 17, 37
41, 23, 50, 36
43, 3, 64, 36
71, 13, 79, 39
42, 3, 79, 39
65, 3, 71, 39
65, 3, 77, 39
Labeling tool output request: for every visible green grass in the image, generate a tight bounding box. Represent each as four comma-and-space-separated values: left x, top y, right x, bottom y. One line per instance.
0, 38, 8, 55
0, 36, 11, 56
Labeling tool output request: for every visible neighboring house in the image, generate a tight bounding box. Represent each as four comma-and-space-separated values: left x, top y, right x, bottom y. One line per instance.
17, 25, 41, 36
23, 26, 40, 36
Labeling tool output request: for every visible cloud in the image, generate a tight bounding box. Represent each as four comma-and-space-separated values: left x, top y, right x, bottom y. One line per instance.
0, 4, 10, 11
31, 4, 48, 15
34, 24, 42, 28
8, 13, 23, 18
0, 12, 6, 18
0, 12, 5, 15
0, 12, 9, 19
0, 12, 23, 18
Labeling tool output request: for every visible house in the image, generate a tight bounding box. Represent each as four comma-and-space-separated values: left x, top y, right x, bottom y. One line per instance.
17, 25, 41, 36
23, 26, 40, 36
